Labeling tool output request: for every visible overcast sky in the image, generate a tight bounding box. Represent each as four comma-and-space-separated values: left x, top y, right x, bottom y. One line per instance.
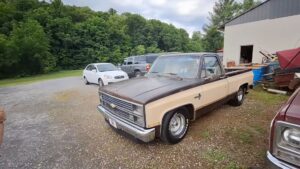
62, 0, 219, 35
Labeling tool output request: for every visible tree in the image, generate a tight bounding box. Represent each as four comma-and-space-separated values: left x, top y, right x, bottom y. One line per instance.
131, 45, 145, 55
240, 0, 261, 12
202, 0, 260, 52
188, 31, 203, 52
0, 0, 198, 78
202, 26, 223, 52
209, 0, 240, 27
9, 19, 55, 75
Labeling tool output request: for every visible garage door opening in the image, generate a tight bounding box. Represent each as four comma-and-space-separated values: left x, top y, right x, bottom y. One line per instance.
240, 45, 253, 64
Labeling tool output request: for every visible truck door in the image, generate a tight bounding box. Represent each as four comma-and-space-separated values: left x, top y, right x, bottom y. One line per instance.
126, 57, 134, 77
198, 55, 229, 108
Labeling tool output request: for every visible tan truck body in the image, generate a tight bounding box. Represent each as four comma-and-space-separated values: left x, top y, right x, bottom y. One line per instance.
98, 53, 253, 143
145, 71, 253, 128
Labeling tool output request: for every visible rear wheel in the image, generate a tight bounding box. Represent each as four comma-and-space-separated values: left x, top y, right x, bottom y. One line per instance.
84, 76, 89, 85
161, 107, 189, 144
229, 87, 245, 106
134, 70, 142, 77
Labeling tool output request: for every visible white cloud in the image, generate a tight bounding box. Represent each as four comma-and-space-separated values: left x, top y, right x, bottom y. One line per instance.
62, 0, 218, 36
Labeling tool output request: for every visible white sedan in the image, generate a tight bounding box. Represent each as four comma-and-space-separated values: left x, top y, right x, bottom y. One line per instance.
83, 63, 129, 86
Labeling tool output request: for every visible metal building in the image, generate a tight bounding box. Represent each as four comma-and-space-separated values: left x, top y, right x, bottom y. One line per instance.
223, 0, 300, 65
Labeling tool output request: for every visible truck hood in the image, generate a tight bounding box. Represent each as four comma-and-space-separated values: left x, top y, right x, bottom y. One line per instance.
100, 75, 202, 104
285, 88, 300, 124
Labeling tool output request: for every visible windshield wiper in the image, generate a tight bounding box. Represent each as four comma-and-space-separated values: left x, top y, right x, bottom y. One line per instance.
163, 72, 183, 80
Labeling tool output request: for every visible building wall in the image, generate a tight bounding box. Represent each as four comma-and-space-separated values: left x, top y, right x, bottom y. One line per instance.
223, 14, 300, 65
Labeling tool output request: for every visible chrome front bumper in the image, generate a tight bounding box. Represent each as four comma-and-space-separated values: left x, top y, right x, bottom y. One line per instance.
97, 105, 155, 142
267, 151, 298, 169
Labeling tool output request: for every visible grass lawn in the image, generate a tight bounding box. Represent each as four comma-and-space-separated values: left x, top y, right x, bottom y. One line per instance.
0, 70, 82, 87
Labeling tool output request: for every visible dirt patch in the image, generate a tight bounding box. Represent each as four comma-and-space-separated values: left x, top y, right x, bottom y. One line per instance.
188, 87, 288, 168
0, 79, 289, 169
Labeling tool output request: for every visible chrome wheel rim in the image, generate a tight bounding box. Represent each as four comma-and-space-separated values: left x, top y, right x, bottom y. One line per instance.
169, 113, 186, 137
99, 80, 103, 87
237, 89, 244, 102
135, 73, 141, 77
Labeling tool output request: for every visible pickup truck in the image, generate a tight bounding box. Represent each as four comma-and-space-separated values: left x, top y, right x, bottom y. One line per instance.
97, 53, 253, 143
121, 54, 159, 77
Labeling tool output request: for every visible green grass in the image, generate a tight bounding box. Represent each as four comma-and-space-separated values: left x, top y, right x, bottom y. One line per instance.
0, 70, 82, 87
203, 149, 241, 169
248, 86, 288, 105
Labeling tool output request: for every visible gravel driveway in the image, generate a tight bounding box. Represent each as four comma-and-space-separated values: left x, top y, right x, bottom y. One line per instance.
0, 77, 286, 169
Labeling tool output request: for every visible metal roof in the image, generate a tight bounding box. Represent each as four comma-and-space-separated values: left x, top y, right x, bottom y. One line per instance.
225, 0, 300, 27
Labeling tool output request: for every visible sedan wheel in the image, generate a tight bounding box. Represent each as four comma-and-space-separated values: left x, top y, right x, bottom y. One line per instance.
98, 79, 104, 87
84, 77, 89, 85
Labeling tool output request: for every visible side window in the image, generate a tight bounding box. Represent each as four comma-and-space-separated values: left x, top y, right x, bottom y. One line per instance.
86, 65, 92, 71
201, 56, 222, 78
90, 65, 97, 71
127, 57, 133, 65
134, 56, 146, 64
146, 55, 158, 63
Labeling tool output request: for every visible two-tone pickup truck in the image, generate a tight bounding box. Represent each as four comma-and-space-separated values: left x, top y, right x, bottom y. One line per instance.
97, 53, 253, 144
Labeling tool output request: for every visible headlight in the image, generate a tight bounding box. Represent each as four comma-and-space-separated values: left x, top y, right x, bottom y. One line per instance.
130, 105, 144, 127
273, 121, 300, 166
104, 75, 112, 79
133, 105, 144, 116
282, 128, 300, 148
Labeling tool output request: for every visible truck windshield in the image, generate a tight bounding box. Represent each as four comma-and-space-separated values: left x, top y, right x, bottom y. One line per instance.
149, 55, 200, 78
97, 64, 118, 72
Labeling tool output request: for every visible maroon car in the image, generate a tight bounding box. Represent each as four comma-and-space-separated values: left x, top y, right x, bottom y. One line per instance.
267, 88, 300, 168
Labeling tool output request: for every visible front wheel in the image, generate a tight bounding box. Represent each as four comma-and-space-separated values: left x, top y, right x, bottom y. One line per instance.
134, 71, 142, 77
98, 78, 104, 87
229, 87, 245, 106
161, 107, 189, 144
84, 76, 89, 85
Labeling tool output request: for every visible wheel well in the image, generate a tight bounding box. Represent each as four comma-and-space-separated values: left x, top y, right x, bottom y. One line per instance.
163, 104, 195, 121
240, 83, 248, 91
134, 69, 141, 72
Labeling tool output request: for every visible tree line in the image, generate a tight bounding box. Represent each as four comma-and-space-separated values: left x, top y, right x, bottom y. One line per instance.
0, 0, 259, 78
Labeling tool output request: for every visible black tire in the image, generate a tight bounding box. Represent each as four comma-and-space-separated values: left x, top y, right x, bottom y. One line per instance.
134, 70, 142, 77
229, 87, 245, 107
161, 107, 190, 144
84, 76, 89, 85
98, 78, 104, 87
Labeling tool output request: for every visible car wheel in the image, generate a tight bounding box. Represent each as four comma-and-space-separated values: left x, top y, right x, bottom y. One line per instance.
84, 76, 89, 85
229, 87, 245, 106
134, 71, 142, 77
161, 107, 189, 144
98, 78, 104, 87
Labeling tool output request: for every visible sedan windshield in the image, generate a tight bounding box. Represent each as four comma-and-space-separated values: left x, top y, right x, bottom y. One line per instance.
149, 55, 200, 78
97, 64, 117, 72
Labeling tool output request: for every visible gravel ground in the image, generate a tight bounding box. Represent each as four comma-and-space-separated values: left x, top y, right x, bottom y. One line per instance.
0, 77, 287, 169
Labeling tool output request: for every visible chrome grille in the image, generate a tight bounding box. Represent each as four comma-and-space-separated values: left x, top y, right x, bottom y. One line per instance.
114, 75, 124, 79
100, 92, 145, 127
102, 94, 134, 111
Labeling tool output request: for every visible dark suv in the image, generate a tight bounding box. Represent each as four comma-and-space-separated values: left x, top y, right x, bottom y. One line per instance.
121, 54, 158, 77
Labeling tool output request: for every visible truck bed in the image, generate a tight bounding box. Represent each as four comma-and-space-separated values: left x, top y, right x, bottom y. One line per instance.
225, 67, 252, 77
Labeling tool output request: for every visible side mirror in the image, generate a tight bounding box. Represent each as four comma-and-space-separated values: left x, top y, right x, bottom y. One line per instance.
92, 69, 97, 73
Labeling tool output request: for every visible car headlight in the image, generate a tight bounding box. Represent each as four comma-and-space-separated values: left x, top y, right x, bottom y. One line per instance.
129, 105, 144, 127
104, 75, 112, 79
282, 128, 300, 148
273, 121, 300, 166
133, 105, 144, 116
